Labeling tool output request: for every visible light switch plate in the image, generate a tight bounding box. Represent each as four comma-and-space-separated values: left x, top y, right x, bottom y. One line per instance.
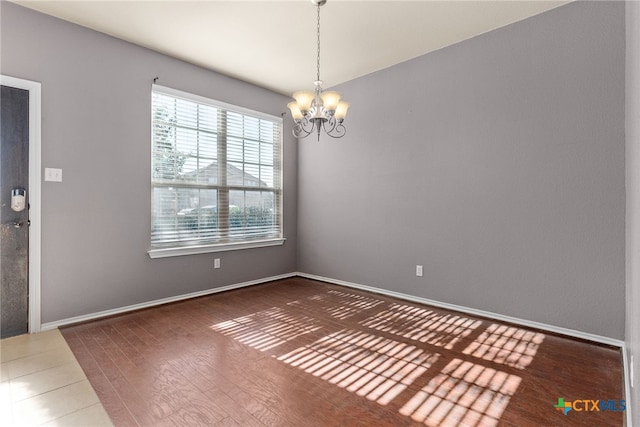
44, 168, 63, 182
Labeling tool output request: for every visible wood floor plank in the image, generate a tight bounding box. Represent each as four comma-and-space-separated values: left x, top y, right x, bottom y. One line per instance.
61, 277, 625, 426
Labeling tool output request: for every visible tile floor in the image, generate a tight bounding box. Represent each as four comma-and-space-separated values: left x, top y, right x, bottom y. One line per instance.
1, 329, 113, 426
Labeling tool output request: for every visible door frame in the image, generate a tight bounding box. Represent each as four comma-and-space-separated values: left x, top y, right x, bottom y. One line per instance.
1, 75, 42, 333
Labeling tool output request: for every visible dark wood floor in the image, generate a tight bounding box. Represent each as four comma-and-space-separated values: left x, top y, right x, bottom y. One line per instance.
61, 277, 624, 427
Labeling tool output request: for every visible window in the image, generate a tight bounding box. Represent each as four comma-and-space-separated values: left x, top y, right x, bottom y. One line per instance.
149, 85, 283, 258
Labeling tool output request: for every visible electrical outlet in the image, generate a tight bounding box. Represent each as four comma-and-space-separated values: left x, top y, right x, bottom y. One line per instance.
214, 258, 220, 269
416, 265, 423, 277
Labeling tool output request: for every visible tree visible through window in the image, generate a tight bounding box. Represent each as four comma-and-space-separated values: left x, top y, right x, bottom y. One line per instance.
151, 86, 282, 250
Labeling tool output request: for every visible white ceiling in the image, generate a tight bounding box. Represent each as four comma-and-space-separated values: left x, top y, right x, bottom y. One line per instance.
12, 0, 571, 95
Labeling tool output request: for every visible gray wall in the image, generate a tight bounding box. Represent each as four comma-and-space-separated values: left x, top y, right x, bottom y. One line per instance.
626, 0, 640, 422
298, 1, 625, 339
0, 1, 627, 342
0, 2, 298, 324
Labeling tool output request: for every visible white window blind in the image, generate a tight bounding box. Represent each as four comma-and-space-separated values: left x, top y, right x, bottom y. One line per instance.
151, 85, 283, 252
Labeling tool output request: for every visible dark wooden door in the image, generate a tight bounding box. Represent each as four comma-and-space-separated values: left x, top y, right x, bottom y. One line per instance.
1, 85, 30, 338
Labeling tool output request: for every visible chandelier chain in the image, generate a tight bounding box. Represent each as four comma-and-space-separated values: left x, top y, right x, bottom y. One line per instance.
316, 3, 321, 82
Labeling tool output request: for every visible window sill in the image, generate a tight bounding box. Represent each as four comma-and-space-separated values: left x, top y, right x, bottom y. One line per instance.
148, 238, 286, 259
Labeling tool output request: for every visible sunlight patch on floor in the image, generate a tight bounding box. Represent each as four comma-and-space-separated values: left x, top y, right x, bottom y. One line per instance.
360, 304, 483, 349
209, 291, 546, 426
278, 329, 440, 405
400, 358, 521, 426
210, 307, 322, 351
287, 290, 385, 320
462, 324, 545, 369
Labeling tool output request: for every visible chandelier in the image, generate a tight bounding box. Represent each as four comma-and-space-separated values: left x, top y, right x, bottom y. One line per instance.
287, 0, 349, 140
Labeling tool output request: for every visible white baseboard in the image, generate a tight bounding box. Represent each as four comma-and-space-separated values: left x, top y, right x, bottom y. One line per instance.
621, 345, 634, 426
40, 272, 297, 331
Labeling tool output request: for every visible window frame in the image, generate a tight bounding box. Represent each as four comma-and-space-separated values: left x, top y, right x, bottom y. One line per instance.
148, 85, 285, 259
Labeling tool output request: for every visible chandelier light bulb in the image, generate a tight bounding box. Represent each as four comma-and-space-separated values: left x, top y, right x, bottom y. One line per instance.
320, 91, 342, 112
287, 101, 304, 121
334, 101, 350, 121
292, 91, 315, 113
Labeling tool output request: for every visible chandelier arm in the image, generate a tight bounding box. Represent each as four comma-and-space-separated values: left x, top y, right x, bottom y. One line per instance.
292, 116, 315, 138
322, 116, 346, 138
292, 125, 312, 139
